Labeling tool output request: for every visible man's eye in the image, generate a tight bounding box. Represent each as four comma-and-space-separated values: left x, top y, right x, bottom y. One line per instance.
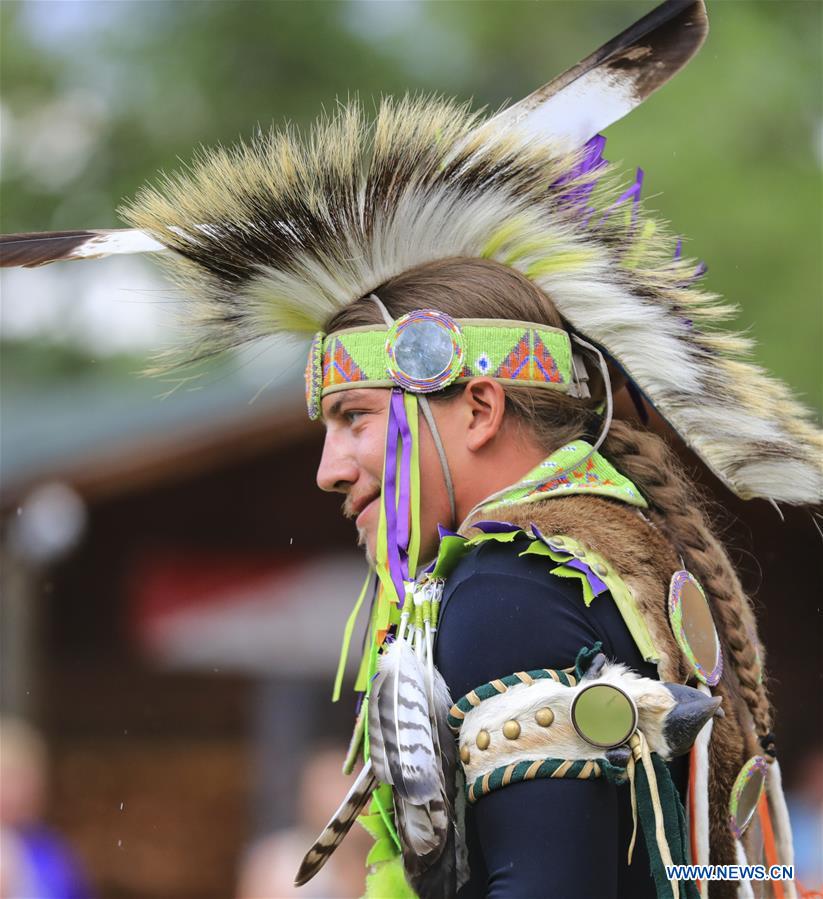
345, 410, 366, 424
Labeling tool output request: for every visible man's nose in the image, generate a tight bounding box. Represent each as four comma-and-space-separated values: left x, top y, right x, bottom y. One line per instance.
316, 432, 359, 493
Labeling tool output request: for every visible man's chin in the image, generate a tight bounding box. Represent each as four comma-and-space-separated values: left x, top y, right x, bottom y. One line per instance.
357, 526, 377, 567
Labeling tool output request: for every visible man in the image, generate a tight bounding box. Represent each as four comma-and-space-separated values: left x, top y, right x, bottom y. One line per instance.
302, 255, 768, 899
2, 2, 818, 897
315, 318, 691, 897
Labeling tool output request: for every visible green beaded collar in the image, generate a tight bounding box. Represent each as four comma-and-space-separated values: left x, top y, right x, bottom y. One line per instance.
470, 439, 647, 519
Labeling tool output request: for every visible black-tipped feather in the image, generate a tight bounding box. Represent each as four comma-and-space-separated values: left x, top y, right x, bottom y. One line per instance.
0, 228, 163, 268
548, 0, 708, 98
488, 0, 708, 144
294, 760, 377, 887
0, 231, 99, 268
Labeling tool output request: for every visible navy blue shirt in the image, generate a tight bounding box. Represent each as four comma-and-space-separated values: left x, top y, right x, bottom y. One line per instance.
434, 534, 686, 899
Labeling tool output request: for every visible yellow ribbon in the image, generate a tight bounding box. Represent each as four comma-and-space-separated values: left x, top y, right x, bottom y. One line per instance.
332, 569, 373, 702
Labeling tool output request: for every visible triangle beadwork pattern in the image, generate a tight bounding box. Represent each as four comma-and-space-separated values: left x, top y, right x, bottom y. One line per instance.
494, 330, 563, 383
323, 337, 367, 387
533, 333, 563, 383
494, 332, 531, 380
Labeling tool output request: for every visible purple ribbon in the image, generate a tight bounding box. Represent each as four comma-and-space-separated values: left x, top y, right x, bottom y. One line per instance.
471, 520, 520, 534
673, 237, 707, 284
549, 136, 709, 288
393, 390, 413, 553
383, 389, 413, 606
530, 524, 608, 596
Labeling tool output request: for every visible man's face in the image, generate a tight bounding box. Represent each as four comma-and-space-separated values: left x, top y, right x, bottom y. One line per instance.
317, 388, 453, 564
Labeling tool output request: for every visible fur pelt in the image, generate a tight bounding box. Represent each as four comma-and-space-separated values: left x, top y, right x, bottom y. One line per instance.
462, 493, 751, 893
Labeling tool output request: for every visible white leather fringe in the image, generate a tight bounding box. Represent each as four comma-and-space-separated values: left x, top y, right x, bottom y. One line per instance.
766, 758, 797, 899
693, 684, 714, 899
734, 839, 755, 899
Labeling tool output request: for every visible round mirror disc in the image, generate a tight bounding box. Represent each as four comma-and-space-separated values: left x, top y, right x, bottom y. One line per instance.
728, 755, 767, 838
571, 683, 637, 748
386, 309, 464, 393
669, 570, 723, 686
395, 319, 453, 379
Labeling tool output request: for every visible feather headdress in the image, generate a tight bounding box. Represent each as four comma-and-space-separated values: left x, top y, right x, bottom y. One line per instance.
119, 107, 823, 505
2, 0, 820, 506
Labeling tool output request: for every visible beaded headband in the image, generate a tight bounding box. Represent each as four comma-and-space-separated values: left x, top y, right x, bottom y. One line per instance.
305, 310, 575, 420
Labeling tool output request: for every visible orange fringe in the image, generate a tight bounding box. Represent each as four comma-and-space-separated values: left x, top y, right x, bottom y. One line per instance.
758, 791, 784, 899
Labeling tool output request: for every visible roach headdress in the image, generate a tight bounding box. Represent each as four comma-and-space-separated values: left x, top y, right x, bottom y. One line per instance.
2, 0, 820, 506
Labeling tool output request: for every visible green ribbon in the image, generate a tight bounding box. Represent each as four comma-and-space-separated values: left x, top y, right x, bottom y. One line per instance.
332, 569, 373, 702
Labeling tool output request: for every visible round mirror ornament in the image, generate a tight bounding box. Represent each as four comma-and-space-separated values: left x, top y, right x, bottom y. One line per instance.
385, 310, 465, 393
570, 683, 638, 749
668, 570, 723, 686
728, 755, 768, 839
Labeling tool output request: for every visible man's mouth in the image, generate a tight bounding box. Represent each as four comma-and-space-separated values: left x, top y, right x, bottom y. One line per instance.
344, 490, 381, 526
354, 494, 380, 528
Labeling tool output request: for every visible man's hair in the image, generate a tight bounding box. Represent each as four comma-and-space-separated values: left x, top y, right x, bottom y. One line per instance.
326, 256, 772, 741
326, 256, 601, 451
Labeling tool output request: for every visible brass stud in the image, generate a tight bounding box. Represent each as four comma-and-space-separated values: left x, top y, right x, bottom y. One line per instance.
502, 720, 521, 740
535, 707, 555, 727
552, 537, 565, 546
476, 730, 490, 751
593, 563, 608, 577
459, 745, 471, 765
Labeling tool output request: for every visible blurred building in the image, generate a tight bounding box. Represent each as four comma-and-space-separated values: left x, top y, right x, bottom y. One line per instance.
1, 366, 371, 899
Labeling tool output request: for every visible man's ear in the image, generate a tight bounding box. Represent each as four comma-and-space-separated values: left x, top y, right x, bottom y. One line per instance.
463, 378, 506, 452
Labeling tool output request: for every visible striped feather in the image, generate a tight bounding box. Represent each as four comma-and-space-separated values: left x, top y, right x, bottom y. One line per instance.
293, 760, 377, 887
395, 798, 442, 856
0, 229, 164, 268
368, 637, 440, 805
406, 817, 456, 899
399, 662, 461, 899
